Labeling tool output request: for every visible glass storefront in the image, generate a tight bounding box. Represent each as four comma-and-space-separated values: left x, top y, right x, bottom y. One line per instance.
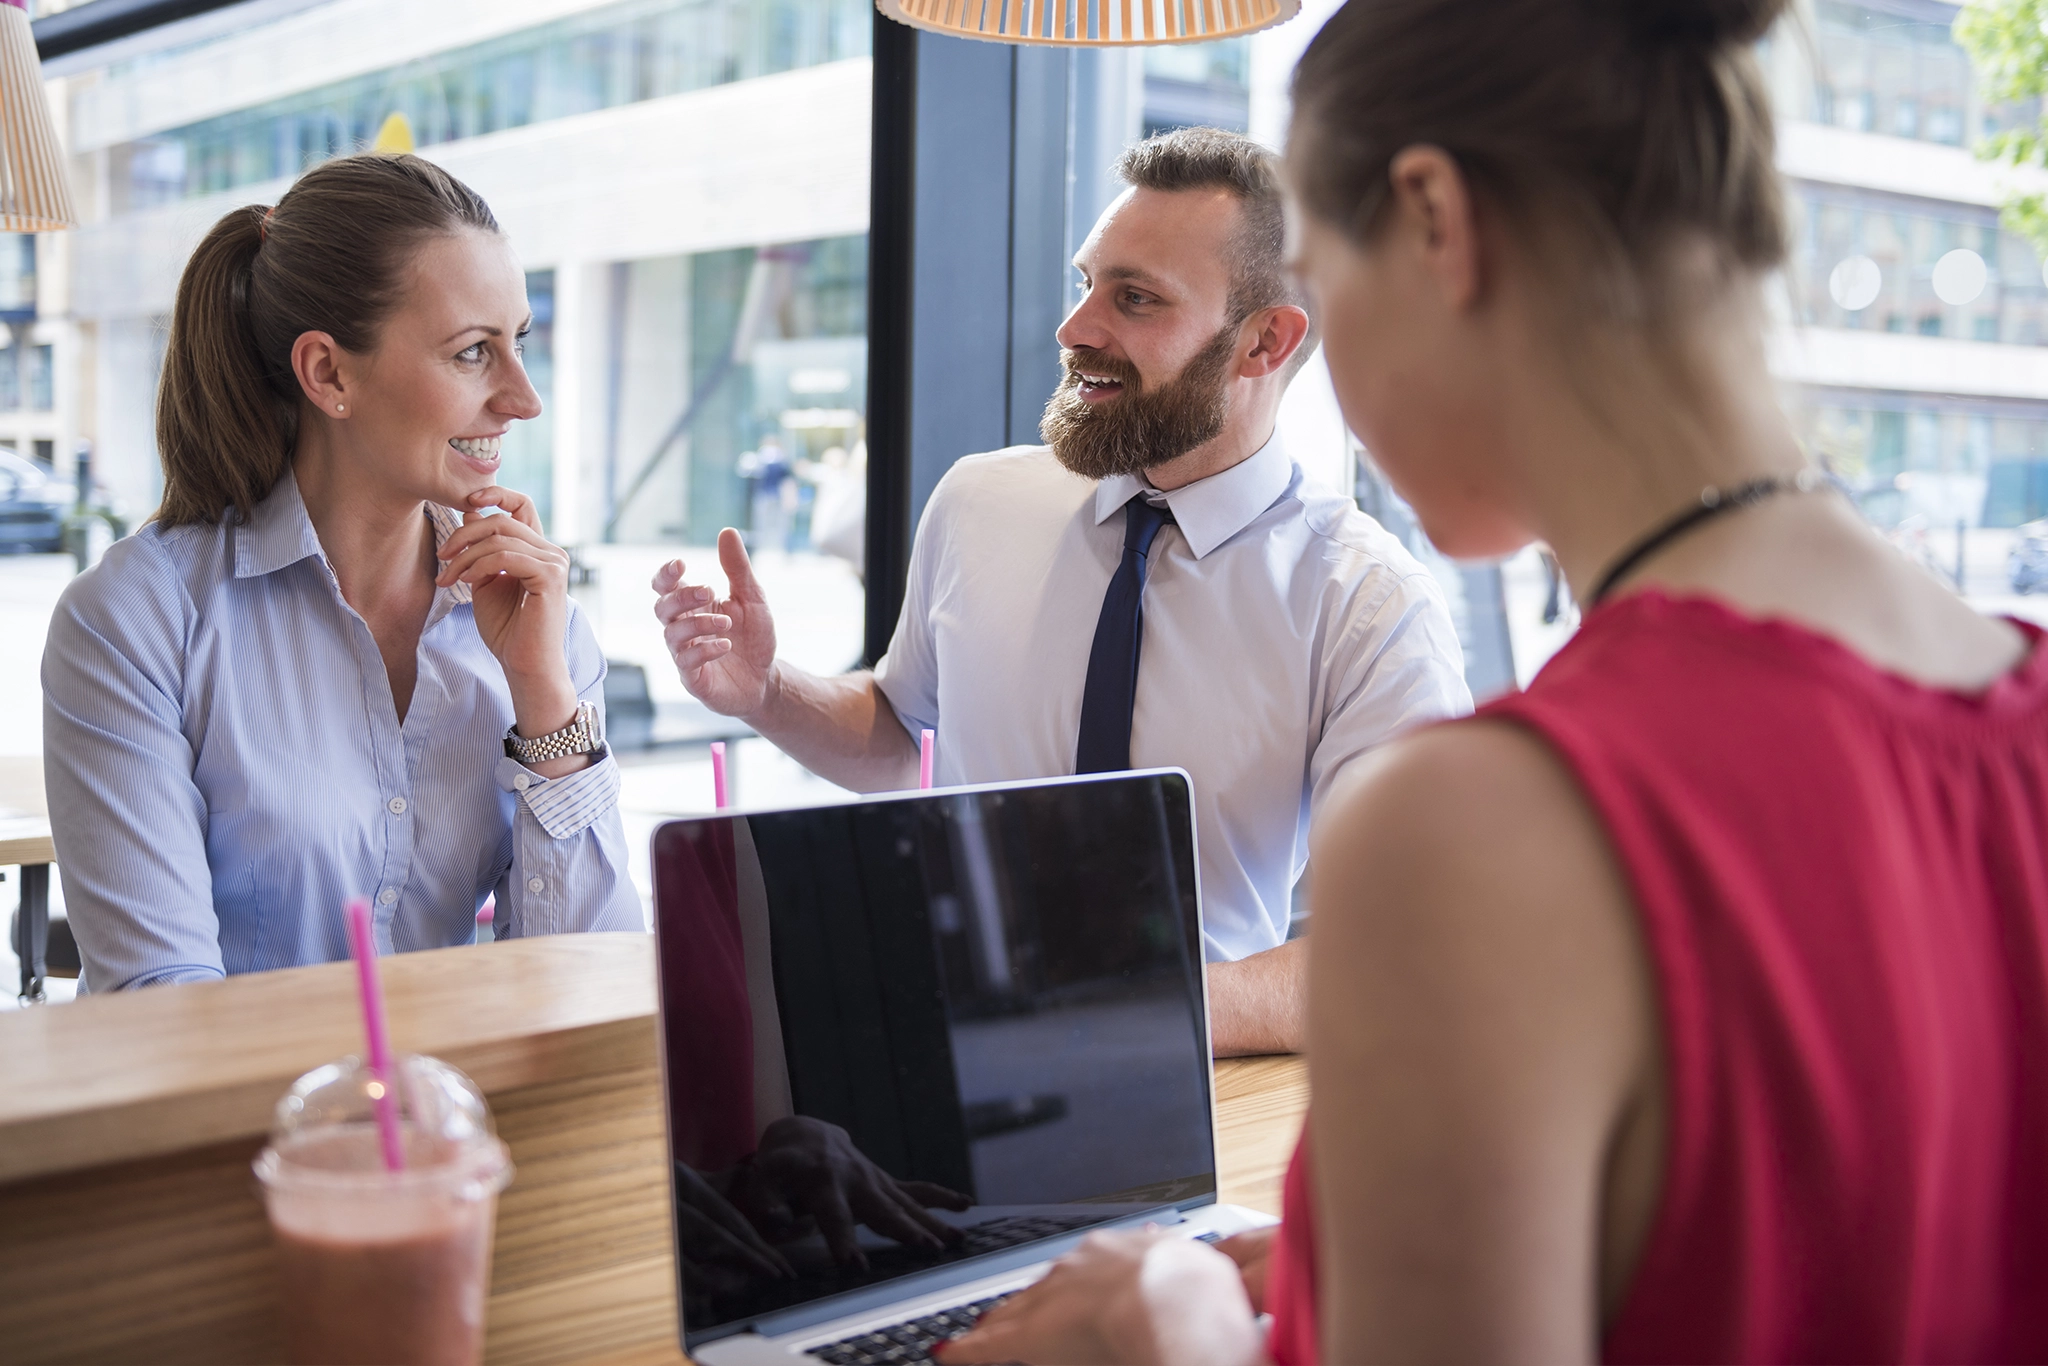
1795, 392, 2048, 526
106, 0, 871, 211
596, 234, 867, 551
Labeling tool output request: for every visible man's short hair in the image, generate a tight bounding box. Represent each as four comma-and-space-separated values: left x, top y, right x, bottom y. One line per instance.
1115, 127, 1318, 375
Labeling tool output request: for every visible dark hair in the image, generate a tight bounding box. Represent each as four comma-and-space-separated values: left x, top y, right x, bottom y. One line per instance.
1116, 126, 1317, 373
1288, 0, 1788, 318
155, 153, 500, 528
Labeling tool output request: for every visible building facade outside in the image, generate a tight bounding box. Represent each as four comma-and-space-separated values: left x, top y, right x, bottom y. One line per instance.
10, 0, 2043, 682
1764, 0, 2048, 544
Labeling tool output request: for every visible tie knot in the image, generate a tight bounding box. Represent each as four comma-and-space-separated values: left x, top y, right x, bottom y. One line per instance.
1124, 495, 1173, 557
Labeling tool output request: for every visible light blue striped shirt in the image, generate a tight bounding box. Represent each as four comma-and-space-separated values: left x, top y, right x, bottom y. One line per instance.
41, 469, 641, 991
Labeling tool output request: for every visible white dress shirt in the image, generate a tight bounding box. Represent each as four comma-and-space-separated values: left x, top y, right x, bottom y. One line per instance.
873, 437, 1472, 961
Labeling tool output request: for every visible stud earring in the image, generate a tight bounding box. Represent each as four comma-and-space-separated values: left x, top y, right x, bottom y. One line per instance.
336, 403, 346, 413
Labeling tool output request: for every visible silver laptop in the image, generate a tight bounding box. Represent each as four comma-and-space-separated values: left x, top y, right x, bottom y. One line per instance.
650, 769, 1275, 1365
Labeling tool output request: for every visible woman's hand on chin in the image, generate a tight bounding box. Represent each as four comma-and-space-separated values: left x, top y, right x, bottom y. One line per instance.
435, 485, 580, 737
935, 1227, 1266, 1366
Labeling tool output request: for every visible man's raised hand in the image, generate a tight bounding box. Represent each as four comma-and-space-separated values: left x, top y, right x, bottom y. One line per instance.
652, 527, 779, 719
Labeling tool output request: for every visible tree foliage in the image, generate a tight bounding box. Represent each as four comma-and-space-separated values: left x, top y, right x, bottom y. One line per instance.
1955, 0, 2048, 256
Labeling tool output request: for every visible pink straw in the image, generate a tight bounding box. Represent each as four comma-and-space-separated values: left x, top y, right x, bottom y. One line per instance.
711, 741, 728, 809
920, 729, 935, 789
344, 897, 405, 1173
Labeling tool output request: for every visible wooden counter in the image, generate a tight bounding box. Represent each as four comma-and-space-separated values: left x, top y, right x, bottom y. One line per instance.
0, 934, 1306, 1365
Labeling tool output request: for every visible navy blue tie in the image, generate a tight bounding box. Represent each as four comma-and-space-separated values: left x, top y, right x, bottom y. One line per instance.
1076, 496, 1174, 774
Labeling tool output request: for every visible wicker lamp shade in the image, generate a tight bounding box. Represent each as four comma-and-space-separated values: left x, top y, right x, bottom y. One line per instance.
0, 0, 73, 231
877, 0, 1299, 45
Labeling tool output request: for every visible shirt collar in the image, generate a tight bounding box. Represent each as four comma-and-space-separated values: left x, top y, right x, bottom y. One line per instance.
234, 467, 472, 604
233, 466, 325, 579
1092, 430, 1294, 559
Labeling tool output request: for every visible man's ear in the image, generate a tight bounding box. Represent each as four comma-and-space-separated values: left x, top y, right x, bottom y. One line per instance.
1240, 305, 1313, 379
290, 330, 352, 416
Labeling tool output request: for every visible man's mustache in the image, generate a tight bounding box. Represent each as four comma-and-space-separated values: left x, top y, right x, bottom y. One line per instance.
1060, 348, 1140, 391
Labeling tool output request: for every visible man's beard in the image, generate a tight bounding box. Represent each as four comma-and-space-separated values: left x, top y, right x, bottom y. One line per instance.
1040, 323, 1239, 481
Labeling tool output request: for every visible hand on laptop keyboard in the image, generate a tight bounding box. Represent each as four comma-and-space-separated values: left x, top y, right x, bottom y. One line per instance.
733, 1117, 972, 1268
926, 1228, 1260, 1366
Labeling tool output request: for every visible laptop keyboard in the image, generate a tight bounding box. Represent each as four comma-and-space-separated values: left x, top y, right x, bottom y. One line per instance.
804, 1294, 1009, 1364
802, 1231, 1226, 1365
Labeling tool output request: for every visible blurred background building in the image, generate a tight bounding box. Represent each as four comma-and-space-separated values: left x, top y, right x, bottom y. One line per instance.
7, 0, 2048, 1001
3, 0, 2045, 722
1764, 0, 2048, 552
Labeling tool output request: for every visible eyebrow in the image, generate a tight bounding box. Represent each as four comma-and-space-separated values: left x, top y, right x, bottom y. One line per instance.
440, 316, 535, 346
1081, 266, 1179, 296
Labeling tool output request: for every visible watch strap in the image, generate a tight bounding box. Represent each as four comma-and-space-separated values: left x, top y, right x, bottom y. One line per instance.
505, 699, 603, 764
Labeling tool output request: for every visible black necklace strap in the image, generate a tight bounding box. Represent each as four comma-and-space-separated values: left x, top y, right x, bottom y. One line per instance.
1588, 469, 1826, 607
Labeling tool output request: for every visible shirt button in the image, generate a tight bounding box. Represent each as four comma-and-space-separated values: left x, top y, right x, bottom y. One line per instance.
386, 796, 407, 815
512, 774, 531, 792
526, 876, 545, 894
378, 888, 397, 906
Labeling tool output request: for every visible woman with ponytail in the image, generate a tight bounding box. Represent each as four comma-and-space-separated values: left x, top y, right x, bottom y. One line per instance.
940, 0, 2048, 1361
43, 153, 639, 990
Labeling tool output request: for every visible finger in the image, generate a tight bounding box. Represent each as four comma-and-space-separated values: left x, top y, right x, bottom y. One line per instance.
700, 1196, 795, 1278
899, 1181, 974, 1212
661, 613, 734, 645
677, 640, 738, 682
718, 527, 763, 602
936, 1297, 1031, 1362
932, 1326, 1008, 1364
449, 549, 563, 593
653, 583, 719, 626
665, 624, 736, 664
852, 1181, 946, 1249
1214, 1227, 1275, 1269
451, 509, 565, 560
809, 1178, 866, 1269
875, 1181, 955, 1245
470, 484, 543, 531
436, 531, 526, 581
675, 1205, 788, 1281
651, 559, 686, 594
438, 514, 565, 567
438, 537, 560, 588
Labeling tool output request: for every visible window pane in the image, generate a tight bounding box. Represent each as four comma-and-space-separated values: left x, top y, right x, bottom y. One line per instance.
48, 0, 874, 834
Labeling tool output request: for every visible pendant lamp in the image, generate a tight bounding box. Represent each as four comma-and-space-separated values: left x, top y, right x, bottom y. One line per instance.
0, 0, 73, 231
372, 112, 416, 153
877, 0, 1300, 45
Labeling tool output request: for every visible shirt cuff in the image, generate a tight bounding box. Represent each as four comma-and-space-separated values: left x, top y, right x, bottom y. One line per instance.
496, 751, 622, 839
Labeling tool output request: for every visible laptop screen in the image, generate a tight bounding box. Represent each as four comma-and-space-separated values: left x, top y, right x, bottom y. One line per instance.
651, 770, 1216, 1347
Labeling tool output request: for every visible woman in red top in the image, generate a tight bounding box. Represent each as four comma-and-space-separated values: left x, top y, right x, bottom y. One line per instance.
941, 0, 2048, 1361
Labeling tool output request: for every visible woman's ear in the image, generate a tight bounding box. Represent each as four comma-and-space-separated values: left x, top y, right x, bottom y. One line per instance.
290, 330, 351, 417
1387, 145, 1483, 311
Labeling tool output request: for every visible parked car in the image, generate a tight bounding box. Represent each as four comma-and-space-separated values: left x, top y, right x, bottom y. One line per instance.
0, 450, 67, 554
2012, 520, 2048, 595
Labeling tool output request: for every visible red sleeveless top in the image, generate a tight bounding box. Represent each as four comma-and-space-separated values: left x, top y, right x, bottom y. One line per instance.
1264, 592, 2048, 1364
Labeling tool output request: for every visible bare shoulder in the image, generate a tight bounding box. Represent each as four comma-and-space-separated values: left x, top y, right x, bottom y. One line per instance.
1307, 716, 1653, 1097
1313, 718, 1621, 925
1304, 726, 1665, 1361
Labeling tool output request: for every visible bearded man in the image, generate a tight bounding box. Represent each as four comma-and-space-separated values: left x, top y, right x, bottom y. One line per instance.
651, 127, 1469, 1055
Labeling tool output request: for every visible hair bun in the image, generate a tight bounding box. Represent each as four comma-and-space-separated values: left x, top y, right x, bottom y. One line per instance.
1603, 0, 1787, 49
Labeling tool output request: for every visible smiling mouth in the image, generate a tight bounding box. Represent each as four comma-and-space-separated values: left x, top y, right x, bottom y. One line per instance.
450, 435, 503, 469
1073, 370, 1128, 401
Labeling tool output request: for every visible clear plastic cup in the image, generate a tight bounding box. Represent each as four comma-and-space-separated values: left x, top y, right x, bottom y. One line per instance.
254, 1054, 514, 1366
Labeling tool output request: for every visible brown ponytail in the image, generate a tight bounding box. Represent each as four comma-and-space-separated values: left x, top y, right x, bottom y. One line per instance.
1287, 0, 1791, 322
154, 153, 500, 528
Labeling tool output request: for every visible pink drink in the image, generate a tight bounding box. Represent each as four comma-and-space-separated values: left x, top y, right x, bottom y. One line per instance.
256, 1057, 512, 1366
